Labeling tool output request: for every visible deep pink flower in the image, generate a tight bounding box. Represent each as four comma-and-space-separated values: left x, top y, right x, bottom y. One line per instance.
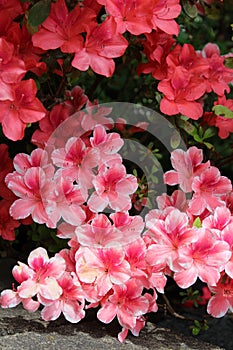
164, 146, 210, 193
158, 66, 206, 119
0, 37, 26, 100
207, 274, 233, 318
32, 0, 96, 52
102, 0, 154, 35
0, 79, 46, 141
152, 0, 181, 36
72, 16, 128, 77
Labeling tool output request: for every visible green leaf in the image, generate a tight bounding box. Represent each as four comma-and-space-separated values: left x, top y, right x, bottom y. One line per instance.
182, 0, 198, 18
202, 127, 216, 140
192, 327, 200, 336
213, 105, 233, 119
193, 217, 202, 228
170, 131, 181, 149
28, 0, 51, 27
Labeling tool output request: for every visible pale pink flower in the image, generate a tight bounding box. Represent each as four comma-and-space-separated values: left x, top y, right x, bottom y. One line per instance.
145, 208, 198, 271
90, 124, 123, 165
156, 189, 188, 212
88, 163, 138, 212
75, 214, 123, 248
6, 167, 54, 227
76, 247, 131, 296
16, 247, 66, 300
0, 289, 40, 312
189, 166, 232, 215
221, 223, 233, 278
207, 274, 233, 317
164, 146, 210, 192
39, 272, 85, 323
51, 136, 99, 191
45, 170, 87, 227
202, 206, 233, 236
174, 228, 231, 288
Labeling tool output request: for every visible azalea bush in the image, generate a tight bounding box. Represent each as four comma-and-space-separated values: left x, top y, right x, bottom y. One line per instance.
0, 0, 233, 343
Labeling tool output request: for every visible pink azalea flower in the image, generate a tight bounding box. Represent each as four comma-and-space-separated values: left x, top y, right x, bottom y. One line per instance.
0, 37, 26, 100
152, 0, 181, 36
174, 228, 231, 288
156, 189, 188, 212
164, 146, 210, 193
189, 166, 232, 215
72, 16, 128, 77
51, 136, 99, 191
88, 163, 138, 212
6, 167, 54, 227
76, 247, 131, 296
97, 279, 150, 337
45, 170, 87, 227
158, 67, 206, 120
221, 223, 233, 279
207, 274, 233, 318
75, 214, 123, 248
102, 0, 154, 35
110, 212, 145, 245
145, 208, 198, 271
1, 289, 40, 312
90, 124, 123, 165
202, 206, 233, 236
0, 79, 46, 141
16, 247, 66, 300
39, 272, 85, 323
32, 0, 96, 52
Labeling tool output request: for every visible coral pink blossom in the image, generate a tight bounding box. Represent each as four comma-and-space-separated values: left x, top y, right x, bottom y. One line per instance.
72, 17, 128, 77
15, 247, 66, 300
102, 0, 154, 35
164, 146, 210, 192
0, 79, 46, 141
32, 0, 96, 52
158, 66, 206, 119
76, 247, 131, 296
207, 274, 233, 318
88, 163, 138, 212
39, 272, 85, 323
174, 229, 231, 288
189, 166, 232, 215
152, 0, 181, 36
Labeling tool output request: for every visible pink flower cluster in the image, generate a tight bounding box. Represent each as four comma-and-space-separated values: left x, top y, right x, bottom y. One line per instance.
2, 142, 233, 341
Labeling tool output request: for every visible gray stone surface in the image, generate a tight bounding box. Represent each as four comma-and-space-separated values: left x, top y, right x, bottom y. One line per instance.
0, 306, 223, 350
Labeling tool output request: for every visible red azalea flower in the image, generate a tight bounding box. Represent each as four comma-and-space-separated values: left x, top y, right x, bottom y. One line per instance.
0, 79, 46, 141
